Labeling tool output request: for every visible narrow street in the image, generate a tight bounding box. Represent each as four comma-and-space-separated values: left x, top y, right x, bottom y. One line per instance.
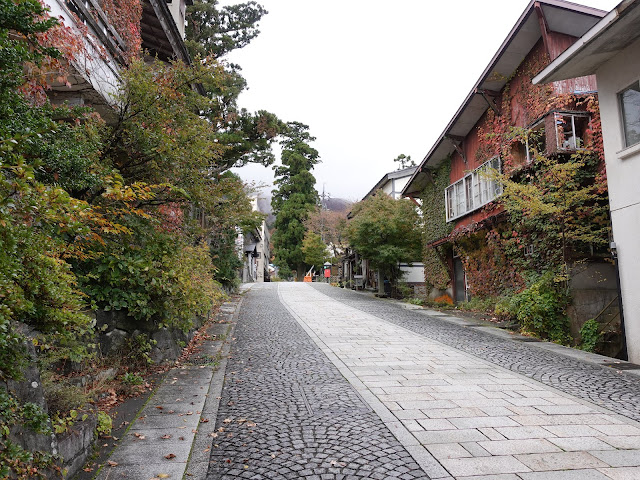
207, 283, 640, 479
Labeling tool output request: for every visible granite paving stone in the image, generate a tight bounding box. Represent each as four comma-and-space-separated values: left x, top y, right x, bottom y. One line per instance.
205, 284, 429, 479
95, 283, 640, 479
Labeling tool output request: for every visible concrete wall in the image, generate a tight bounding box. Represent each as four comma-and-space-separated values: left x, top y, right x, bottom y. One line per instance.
567, 262, 618, 340
594, 35, 640, 363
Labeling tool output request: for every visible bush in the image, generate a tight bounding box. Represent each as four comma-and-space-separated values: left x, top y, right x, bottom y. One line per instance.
497, 271, 570, 343
579, 318, 601, 352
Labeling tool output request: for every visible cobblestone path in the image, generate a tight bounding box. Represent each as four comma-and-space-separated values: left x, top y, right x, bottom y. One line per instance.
206, 284, 428, 479
310, 283, 640, 423
208, 283, 640, 479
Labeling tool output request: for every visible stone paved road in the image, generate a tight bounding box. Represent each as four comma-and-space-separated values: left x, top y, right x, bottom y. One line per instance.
206, 283, 429, 479
310, 283, 640, 422
207, 283, 640, 479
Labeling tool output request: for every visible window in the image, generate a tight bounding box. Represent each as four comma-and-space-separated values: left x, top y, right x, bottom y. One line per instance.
555, 112, 589, 151
619, 81, 640, 148
445, 158, 502, 222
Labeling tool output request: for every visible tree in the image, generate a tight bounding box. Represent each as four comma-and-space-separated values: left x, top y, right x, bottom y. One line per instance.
271, 122, 319, 280
305, 206, 349, 257
394, 153, 415, 169
185, 0, 267, 58
347, 194, 422, 294
301, 232, 327, 272
185, 1, 283, 176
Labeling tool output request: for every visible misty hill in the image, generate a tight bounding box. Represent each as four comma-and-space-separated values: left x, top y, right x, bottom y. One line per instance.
256, 195, 352, 229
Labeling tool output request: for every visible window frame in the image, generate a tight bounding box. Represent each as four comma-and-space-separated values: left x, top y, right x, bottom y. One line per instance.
444, 157, 502, 222
619, 80, 640, 148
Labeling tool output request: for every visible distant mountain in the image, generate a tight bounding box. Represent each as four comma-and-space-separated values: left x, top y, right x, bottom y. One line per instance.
324, 197, 352, 212
256, 194, 351, 229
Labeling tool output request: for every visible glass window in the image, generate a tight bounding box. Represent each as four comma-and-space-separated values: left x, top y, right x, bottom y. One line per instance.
620, 81, 640, 148
556, 113, 589, 151
444, 158, 502, 222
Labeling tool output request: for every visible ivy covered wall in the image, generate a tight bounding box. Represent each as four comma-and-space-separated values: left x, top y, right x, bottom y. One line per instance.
419, 159, 452, 291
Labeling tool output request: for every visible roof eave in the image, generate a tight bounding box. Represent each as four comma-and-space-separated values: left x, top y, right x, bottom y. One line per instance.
533, 0, 639, 83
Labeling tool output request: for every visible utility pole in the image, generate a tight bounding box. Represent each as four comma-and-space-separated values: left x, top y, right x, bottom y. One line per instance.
320, 184, 330, 243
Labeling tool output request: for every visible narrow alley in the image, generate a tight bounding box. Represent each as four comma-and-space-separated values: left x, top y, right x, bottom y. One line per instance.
202, 283, 640, 479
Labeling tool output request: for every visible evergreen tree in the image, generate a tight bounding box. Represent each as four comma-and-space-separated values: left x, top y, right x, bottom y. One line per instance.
185, 0, 267, 58
271, 122, 319, 280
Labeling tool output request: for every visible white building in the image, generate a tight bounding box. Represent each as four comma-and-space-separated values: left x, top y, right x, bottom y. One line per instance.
346, 166, 425, 293
534, 0, 640, 362
239, 196, 271, 283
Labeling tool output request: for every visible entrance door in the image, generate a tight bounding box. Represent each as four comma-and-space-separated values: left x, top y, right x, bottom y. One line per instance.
453, 257, 466, 303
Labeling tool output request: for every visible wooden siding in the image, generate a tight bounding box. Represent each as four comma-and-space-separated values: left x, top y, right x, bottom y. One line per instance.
548, 31, 598, 94
446, 33, 596, 234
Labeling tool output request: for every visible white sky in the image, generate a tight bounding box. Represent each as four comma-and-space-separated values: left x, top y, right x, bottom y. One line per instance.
228, 0, 620, 201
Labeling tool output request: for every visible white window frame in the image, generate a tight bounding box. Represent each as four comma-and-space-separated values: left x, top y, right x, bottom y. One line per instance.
619, 80, 640, 148
555, 112, 589, 151
444, 158, 502, 222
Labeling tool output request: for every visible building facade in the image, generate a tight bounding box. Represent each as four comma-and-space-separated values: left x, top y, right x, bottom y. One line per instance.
534, 0, 640, 362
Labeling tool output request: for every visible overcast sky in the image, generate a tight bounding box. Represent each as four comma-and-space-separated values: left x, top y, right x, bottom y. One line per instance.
228, 0, 620, 202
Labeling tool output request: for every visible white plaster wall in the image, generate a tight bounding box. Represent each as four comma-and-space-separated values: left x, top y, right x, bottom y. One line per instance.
400, 264, 425, 284
47, 0, 121, 107
381, 182, 393, 197
167, 0, 187, 39
595, 35, 640, 363
392, 176, 412, 199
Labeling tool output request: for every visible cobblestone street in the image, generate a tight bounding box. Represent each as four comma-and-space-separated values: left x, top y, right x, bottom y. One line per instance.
207, 283, 640, 479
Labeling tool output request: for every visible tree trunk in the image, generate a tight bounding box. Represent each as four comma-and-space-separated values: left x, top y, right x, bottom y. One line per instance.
378, 270, 385, 296
297, 264, 306, 282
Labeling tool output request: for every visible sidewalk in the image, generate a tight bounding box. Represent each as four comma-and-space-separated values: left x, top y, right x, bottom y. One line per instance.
287, 283, 640, 479
91, 286, 250, 480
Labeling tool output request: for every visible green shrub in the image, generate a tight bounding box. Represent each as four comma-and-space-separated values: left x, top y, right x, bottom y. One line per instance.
96, 411, 112, 437
579, 318, 601, 352
497, 271, 570, 344
121, 372, 144, 385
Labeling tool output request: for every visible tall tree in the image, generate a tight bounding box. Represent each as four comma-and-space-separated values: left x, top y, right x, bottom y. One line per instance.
347, 194, 422, 294
185, 0, 267, 58
394, 153, 415, 169
185, 1, 282, 175
271, 122, 319, 280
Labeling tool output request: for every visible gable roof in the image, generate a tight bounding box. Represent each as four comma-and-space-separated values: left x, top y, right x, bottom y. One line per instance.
402, 0, 606, 197
362, 166, 417, 201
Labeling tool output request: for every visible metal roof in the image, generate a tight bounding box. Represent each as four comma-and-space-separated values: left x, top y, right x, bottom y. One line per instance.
402, 0, 606, 197
533, 0, 640, 83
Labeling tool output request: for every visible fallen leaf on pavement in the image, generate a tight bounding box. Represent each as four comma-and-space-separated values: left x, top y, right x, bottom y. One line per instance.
164, 453, 176, 460
107, 460, 118, 467
200, 418, 209, 423
157, 474, 169, 478
161, 434, 171, 439
223, 418, 232, 424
